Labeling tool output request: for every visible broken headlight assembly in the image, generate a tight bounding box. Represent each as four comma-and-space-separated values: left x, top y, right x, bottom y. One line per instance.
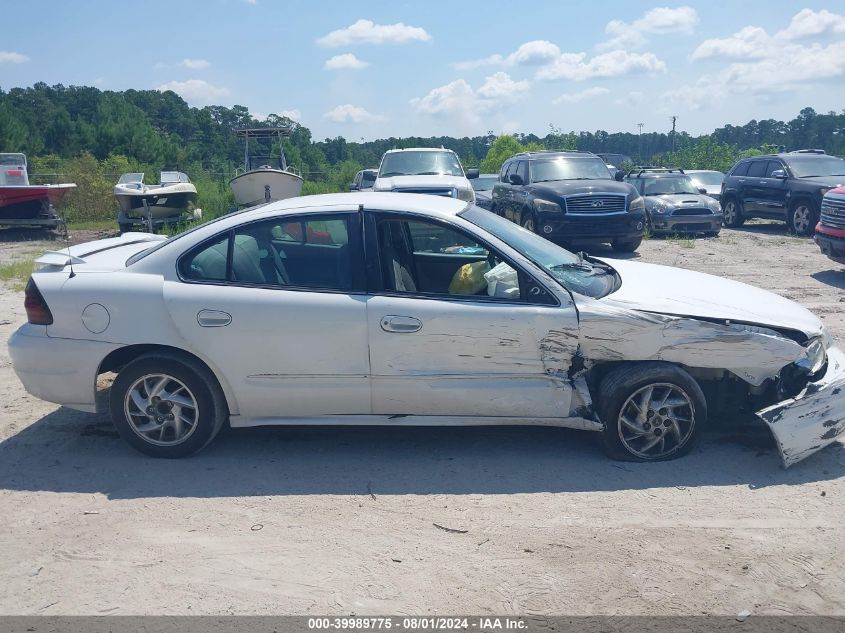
796, 337, 827, 375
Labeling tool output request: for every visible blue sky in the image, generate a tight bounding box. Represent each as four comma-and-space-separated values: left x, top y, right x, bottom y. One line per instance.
2, 1, 845, 141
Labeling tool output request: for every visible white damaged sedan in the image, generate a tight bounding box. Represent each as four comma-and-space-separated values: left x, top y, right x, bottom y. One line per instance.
8, 193, 845, 465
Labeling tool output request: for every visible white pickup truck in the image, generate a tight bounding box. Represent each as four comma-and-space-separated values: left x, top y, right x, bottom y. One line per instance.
373, 147, 479, 203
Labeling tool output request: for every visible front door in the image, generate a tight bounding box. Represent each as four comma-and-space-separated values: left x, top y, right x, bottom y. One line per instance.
365, 212, 578, 419
164, 212, 371, 420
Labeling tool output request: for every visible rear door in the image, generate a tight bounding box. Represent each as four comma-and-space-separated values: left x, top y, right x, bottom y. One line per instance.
164, 211, 371, 420
364, 211, 578, 419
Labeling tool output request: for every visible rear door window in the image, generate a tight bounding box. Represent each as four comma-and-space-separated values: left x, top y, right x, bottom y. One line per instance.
746, 161, 767, 178
730, 162, 750, 177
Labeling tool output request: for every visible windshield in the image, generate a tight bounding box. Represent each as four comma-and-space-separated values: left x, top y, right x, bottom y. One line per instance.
688, 172, 724, 187
472, 176, 497, 191
784, 155, 845, 178
461, 206, 618, 299
641, 176, 699, 195
531, 157, 611, 183
379, 151, 465, 177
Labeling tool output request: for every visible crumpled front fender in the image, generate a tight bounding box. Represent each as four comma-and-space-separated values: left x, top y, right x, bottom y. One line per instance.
758, 346, 845, 468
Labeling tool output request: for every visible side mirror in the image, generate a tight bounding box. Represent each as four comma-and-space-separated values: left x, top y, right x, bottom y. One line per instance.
698, 188, 708, 195
770, 169, 787, 179
614, 170, 624, 182
509, 173, 524, 186
466, 168, 480, 179
349, 183, 358, 191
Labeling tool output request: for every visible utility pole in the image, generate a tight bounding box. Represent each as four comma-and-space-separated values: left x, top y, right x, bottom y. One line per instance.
637, 123, 644, 160
671, 115, 677, 153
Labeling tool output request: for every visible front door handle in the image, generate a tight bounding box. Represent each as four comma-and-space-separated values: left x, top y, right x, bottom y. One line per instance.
380, 315, 422, 333
197, 309, 232, 327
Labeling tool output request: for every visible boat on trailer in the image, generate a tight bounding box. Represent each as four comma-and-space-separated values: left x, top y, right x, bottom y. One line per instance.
0, 153, 75, 229
114, 171, 200, 233
229, 127, 303, 207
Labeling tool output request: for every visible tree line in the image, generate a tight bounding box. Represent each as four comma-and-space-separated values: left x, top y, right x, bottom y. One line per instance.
2, 83, 844, 221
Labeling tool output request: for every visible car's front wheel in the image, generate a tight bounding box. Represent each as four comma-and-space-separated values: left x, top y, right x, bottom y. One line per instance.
109, 353, 227, 458
722, 197, 744, 227
597, 363, 707, 462
788, 199, 818, 236
521, 211, 537, 233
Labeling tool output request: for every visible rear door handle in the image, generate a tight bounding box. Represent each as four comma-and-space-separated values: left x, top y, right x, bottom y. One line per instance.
380, 315, 422, 333
197, 309, 232, 327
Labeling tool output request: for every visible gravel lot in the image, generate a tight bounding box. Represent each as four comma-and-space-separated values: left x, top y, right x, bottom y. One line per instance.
0, 223, 844, 616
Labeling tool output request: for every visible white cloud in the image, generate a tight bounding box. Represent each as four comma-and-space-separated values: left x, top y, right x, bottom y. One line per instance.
600, 6, 698, 51
323, 104, 385, 124
324, 53, 369, 71
690, 26, 770, 61
317, 19, 431, 47
687, 8, 845, 97
553, 87, 610, 104
506, 40, 561, 66
778, 8, 845, 40
411, 73, 530, 134
537, 49, 666, 81
477, 72, 529, 100
453, 40, 559, 70
157, 79, 230, 104
278, 109, 301, 121
242, 0, 256, 4
0, 51, 29, 64
181, 58, 210, 70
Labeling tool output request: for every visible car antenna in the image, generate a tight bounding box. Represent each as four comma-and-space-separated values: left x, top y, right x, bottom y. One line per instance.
58, 205, 76, 279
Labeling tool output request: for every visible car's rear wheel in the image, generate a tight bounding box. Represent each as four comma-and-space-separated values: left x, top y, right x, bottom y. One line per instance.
722, 197, 744, 227
521, 211, 537, 233
597, 363, 706, 462
109, 354, 227, 458
788, 199, 817, 236
611, 237, 642, 252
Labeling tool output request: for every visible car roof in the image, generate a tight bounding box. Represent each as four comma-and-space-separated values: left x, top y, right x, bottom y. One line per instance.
510, 150, 598, 160
383, 147, 456, 154
236, 192, 469, 221
685, 169, 722, 174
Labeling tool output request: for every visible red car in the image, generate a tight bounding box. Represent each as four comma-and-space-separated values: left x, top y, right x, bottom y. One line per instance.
816, 187, 845, 265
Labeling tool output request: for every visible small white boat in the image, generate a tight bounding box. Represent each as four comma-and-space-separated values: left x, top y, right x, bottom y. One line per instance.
114, 171, 200, 232
229, 127, 303, 207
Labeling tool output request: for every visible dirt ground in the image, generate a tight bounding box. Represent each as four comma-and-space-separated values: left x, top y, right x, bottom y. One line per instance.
0, 222, 844, 616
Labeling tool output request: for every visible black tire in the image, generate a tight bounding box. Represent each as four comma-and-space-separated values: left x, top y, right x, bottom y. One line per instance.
521, 210, 537, 233
597, 362, 707, 462
109, 352, 227, 458
118, 223, 133, 234
611, 237, 642, 252
704, 230, 720, 238
722, 197, 744, 227
787, 199, 818, 236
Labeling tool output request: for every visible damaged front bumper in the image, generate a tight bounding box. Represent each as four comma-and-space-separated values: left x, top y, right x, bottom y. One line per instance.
758, 346, 845, 468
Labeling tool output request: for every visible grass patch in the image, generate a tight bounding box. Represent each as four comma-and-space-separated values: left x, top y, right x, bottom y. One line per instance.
0, 259, 36, 291
67, 219, 117, 232
665, 233, 696, 249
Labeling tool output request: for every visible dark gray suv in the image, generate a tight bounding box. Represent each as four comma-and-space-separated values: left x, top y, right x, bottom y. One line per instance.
721, 151, 845, 235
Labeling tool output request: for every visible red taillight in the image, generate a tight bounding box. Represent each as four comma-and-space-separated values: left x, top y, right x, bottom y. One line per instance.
24, 278, 53, 325
6, 169, 23, 177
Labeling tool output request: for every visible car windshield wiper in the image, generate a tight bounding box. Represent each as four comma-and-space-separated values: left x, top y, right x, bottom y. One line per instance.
380, 171, 406, 177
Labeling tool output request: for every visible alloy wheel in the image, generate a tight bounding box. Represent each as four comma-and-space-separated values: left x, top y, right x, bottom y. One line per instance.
617, 383, 695, 459
792, 204, 813, 234
123, 373, 199, 446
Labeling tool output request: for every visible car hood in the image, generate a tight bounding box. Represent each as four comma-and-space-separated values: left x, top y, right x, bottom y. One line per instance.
530, 180, 635, 200
802, 175, 845, 188
375, 174, 470, 191
644, 193, 718, 208
597, 258, 824, 338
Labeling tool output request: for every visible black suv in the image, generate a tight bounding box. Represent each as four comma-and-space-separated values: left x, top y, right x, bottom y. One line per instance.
721, 150, 845, 235
490, 150, 646, 252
